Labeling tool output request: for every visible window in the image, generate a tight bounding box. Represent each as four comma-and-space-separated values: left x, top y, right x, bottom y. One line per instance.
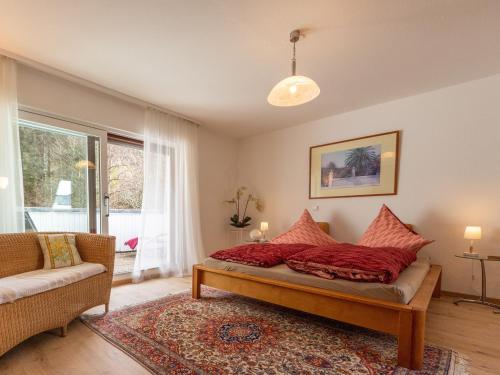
18, 114, 103, 233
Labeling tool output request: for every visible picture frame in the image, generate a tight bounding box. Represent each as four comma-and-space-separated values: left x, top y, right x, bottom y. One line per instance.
309, 131, 400, 199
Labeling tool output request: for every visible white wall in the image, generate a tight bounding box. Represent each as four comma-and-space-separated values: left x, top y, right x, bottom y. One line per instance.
16, 63, 500, 297
16, 65, 238, 254
197, 128, 238, 252
237, 74, 500, 298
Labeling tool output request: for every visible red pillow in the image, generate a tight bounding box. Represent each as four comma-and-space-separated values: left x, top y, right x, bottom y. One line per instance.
358, 205, 433, 252
271, 209, 337, 247
210, 243, 315, 267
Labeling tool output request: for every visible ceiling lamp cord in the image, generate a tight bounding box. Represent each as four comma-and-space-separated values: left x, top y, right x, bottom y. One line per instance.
290, 29, 300, 76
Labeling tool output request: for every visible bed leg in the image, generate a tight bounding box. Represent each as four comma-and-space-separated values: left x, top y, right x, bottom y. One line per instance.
60, 324, 68, 337
411, 310, 426, 370
432, 270, 442, 298
397, 310, 413, 369
192, 266, 201, 299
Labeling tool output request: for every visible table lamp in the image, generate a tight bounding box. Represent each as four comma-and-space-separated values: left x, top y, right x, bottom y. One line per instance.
0, 177, 8, 190
260, 222, 269, 241
464, 226, 481, 255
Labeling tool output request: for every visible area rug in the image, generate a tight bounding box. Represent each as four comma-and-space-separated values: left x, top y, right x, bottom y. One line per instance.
81, 288, 468, 375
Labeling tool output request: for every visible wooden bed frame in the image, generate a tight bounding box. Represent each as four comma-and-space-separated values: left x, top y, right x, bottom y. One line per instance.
192, 263, 441, 370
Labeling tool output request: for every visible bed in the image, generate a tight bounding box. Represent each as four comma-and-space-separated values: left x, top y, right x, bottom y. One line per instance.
203, 257, 431, 304
192, 223, 442, 370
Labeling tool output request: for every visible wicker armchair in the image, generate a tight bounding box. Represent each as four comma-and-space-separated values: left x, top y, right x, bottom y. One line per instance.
0, 232, 115, 356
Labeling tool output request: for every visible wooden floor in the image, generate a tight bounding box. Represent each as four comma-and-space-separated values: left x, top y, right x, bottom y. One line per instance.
0, 277, 499, 375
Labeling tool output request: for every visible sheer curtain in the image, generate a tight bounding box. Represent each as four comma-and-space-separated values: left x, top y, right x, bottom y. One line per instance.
0, 56, 24, 233
133, 109, 204, 280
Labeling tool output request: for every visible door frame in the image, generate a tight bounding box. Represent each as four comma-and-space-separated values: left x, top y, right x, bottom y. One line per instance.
18, 108, 109, 234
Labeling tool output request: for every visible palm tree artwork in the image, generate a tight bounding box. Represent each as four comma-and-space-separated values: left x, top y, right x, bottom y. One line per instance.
320, 145, 382, 188
313, 131, 398, 198
344, 146, 379, 177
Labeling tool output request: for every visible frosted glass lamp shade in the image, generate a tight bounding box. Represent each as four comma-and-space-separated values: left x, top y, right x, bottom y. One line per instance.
0, 176, 8, 189
75, 160, 96, 170
267, 75, 320, 107
464, 226, 481, 240
249, 229, 263, 241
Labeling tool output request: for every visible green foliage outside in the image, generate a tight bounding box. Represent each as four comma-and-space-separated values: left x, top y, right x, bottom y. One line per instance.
108, 143, 143, 209
19, 125, 88, 208
19, 125, 144, 210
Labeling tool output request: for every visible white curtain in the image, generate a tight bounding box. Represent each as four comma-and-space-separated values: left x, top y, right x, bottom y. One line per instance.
0, 56, 24, 233
133, 108, 204, 280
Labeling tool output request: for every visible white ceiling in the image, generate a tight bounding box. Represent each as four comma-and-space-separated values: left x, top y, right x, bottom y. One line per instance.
1, 0, 500, 138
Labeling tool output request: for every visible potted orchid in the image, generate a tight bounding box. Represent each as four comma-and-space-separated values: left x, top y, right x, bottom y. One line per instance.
224, 186, 263, 228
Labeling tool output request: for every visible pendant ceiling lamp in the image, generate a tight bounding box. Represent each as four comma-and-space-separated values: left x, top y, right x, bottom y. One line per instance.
267, 29, 320, 107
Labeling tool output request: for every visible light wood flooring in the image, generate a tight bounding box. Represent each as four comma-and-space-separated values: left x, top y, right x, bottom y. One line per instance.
0, 277, 499, 375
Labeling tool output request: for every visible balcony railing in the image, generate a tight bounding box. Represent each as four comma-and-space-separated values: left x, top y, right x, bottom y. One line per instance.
25, 207, 141, 252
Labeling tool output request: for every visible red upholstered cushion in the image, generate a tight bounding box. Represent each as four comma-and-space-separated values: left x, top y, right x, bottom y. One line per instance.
210, 243, 315, 267
358, 205, 433, 252
271, 209, 337, 246
285, 243, 417, 283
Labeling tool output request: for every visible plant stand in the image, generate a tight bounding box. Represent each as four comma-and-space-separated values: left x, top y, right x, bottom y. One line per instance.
227, 228, 249, 247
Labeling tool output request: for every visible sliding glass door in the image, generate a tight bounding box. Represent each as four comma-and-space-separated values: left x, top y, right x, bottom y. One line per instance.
18, 110, 108, 234
107, 136, 144, 275
17, 110, 147, 277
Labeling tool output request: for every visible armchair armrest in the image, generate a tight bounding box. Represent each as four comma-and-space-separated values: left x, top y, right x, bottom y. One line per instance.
75, 233, 116, 274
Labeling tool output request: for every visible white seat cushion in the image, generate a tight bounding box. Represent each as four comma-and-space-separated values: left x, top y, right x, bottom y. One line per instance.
0, 262, 107, 305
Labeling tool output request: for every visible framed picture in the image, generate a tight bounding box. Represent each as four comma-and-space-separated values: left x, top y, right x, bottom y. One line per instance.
309, 131, 400, 199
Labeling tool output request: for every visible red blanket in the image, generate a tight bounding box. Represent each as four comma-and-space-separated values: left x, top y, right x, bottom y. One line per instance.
285, 243, 416, 283
210, 243, 315, 268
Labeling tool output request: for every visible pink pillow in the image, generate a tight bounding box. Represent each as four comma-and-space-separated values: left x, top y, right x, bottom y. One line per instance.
358, 205, 433, 252
272, 209, 338, 246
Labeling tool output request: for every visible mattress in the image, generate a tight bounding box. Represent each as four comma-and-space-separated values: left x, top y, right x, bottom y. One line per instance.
202, 257, 430, 304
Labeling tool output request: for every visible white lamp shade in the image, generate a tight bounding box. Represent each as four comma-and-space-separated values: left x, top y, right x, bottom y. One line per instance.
249, 229, 263, 241
260, 222, 269, 232
0, 176, 8, 190
464, 226, 481, 240
267, 75, 320, 107
75, 160, 96, 170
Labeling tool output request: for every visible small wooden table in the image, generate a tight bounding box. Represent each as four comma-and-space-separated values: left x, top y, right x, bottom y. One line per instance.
454, 254, 500, 313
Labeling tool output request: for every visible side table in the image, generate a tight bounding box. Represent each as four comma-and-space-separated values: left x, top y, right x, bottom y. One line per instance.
453, 254, 500, 313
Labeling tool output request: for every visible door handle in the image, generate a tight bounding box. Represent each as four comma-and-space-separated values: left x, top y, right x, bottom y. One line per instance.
104, 194, 110, 217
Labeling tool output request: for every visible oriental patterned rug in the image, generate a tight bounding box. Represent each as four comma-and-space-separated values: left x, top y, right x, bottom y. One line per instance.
81, 288, 468, 375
